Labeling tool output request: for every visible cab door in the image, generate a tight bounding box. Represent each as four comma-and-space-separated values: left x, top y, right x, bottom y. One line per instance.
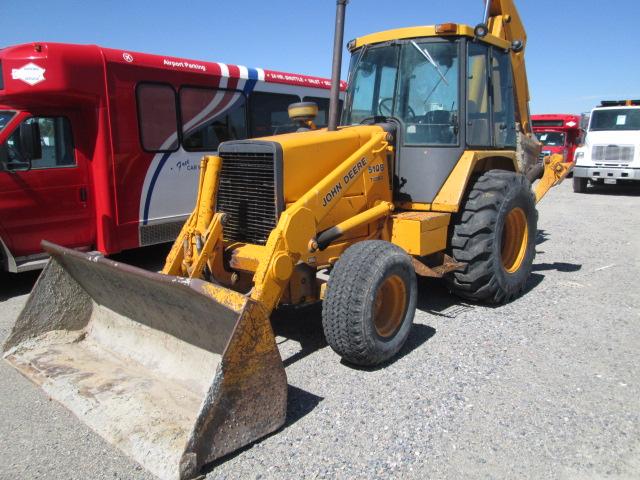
0, 111, 94, 258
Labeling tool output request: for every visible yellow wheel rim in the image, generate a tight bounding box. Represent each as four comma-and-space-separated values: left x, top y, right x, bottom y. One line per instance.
501, 207, 529, 274
373, 274, 407, 338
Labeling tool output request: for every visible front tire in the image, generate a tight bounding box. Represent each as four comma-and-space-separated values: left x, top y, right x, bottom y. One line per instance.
322, 240, 417, 367
446, 170, 537, 304
573, 177, 588, 193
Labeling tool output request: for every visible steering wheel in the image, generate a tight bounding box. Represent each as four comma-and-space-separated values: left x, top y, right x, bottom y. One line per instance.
377, 98, 393, 116
378, 98, 416, 122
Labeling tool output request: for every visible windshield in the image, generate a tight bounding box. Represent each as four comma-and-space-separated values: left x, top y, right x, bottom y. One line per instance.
343, 40, 459, 145
537, 132, 565, 147
589, 108, 640, 131
0, 111, 15, 133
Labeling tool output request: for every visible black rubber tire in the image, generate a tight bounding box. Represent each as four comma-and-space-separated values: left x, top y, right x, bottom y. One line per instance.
446, 170, 537, 304
573, 176, 588, 193
322, 240, 417, 367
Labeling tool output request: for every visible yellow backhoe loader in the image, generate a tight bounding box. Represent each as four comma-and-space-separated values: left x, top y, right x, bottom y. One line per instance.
3, 1, 571, 479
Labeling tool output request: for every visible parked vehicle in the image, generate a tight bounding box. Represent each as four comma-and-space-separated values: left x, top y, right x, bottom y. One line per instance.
0, 42, 342, 272
573, 100, 640, 192
532, 113, 583, 164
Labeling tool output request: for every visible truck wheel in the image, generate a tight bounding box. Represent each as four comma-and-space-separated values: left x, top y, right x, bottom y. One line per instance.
573, 177, 588, 193
322, 240, 417, 367
446, 170, 537, 304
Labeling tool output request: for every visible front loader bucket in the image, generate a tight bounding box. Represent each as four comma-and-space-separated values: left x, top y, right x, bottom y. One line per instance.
3, 241, 287, 480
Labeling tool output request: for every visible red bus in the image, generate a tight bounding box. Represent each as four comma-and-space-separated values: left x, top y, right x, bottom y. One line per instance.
531, 114, 583, 164
0, 42, 344, 272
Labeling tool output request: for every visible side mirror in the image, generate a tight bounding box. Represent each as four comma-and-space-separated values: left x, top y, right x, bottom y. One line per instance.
19, 122, 42, 161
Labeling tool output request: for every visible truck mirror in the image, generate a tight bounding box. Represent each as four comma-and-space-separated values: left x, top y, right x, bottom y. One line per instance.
19, 121, 42, 162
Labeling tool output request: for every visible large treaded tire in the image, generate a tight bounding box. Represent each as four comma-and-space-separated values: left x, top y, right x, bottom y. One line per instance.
446, 170, 537, 304
322, 240, 417, 367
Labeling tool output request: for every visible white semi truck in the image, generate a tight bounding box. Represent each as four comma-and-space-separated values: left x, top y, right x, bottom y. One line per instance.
573, 100, 640, 192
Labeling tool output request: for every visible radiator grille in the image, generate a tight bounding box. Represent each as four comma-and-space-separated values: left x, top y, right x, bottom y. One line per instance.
592, 145, 635, 164
538, 150, 551, 163
217, 150, 279, 245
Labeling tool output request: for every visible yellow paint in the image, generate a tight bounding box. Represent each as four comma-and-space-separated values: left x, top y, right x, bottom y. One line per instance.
431, 150, 517, 212
271, 254, 294, 282
397, 201, 432, 211
162, 155, 222, 276
391, 212, 450, 256
325, 201, 393, 241
228, 244, 266, 272
534, 154, 572, 203
288, 103, 318, 120
200, 282, 247, 313
354, 24, 510, 50
501, 206, 528, 273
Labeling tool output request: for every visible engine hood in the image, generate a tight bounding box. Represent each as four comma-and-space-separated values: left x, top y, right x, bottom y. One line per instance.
253, 125, 388, 204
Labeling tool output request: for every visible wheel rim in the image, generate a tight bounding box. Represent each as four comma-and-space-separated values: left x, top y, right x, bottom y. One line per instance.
501, 207, 529, 273
373, 274, 407, 338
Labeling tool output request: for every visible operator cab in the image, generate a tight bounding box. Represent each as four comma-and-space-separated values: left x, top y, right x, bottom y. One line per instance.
342, 25, 517, 205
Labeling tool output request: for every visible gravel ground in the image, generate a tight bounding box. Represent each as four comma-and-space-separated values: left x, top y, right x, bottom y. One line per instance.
1, 180, 639, 480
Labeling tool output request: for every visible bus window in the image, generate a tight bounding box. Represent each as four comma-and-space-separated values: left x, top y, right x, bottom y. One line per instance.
136, 83, 179, 152
303, 96, 343, 128
180, 87, 247, 151
5, 116, 75, 169
250, 92, 300, 136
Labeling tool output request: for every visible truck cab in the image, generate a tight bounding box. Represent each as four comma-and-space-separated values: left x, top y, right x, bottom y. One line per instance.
573, 100, 640, 192
532, 114, 582, 165
0, 102, 96, 273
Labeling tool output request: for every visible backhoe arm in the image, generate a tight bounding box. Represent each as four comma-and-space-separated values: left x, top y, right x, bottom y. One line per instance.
486, 0, 532, 135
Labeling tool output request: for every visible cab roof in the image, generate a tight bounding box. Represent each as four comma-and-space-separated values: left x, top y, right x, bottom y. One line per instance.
352, 24, 510, 51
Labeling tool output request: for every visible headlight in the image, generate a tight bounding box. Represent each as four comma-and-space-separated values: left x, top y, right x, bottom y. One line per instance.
574, 151, 585, 161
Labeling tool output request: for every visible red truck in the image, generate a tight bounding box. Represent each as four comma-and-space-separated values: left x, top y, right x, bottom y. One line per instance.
0, 42, 343, 273
531, 114, 583, 165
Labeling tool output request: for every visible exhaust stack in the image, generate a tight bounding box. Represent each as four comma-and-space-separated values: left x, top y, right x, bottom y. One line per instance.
328, 0, 348, 131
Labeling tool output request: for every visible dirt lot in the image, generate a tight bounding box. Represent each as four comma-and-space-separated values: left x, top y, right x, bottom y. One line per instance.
1, 180, 639, 480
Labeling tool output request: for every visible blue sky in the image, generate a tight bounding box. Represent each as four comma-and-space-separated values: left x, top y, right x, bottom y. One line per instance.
1, 0, 638, 114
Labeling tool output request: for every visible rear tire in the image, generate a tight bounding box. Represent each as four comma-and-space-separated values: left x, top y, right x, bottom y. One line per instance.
446, 170, 537, 304
573, 177, 588, 193
322, 240, 417, 367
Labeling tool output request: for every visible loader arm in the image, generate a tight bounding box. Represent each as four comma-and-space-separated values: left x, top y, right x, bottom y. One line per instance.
249, 130, 392, 312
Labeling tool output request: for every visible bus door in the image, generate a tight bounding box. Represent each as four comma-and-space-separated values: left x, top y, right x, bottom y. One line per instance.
0, 109, 94, 258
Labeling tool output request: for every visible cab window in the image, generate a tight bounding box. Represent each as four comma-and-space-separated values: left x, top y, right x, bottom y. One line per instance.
0, 111, 14, 133
467, 42, 491, 146
491, 49, 516, 148
4, 117, 75, 169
